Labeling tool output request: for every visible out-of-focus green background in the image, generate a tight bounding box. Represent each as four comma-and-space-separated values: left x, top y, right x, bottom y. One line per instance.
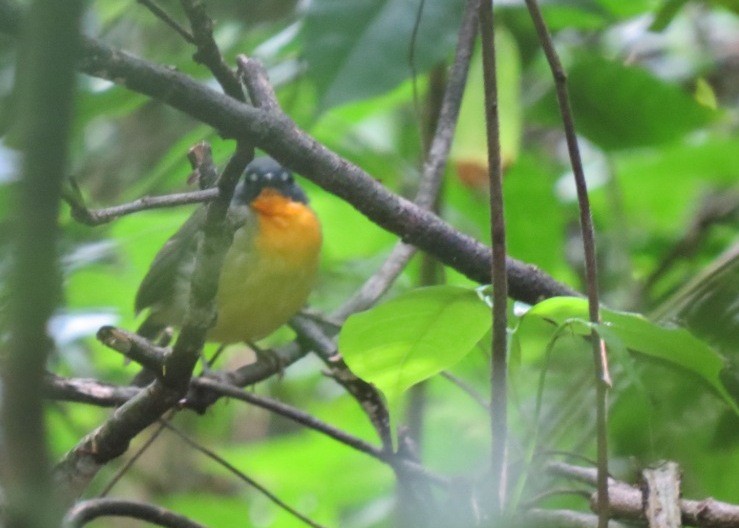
1, 0, 737, 526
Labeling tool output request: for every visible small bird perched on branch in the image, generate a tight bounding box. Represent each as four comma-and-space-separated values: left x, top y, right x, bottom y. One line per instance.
134, 156, 322, 351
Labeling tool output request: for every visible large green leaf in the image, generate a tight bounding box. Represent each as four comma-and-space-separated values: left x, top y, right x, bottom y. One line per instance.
518, 296, 738, 412
339, 286, 491, 407
531, 55, 715, 150
302, 0, 464, 110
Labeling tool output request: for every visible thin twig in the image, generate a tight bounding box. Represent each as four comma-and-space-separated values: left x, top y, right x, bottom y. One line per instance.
190, 378, 449, 487
98, 415, 171, 497
65, 187, 219, 226
409, 0, 427, 141
332, 242, 417, 321
162, 144, 253, 386
441, 371, 489, 410
137, 0, 195, 43
290, 315, 394, 451
160, 420, 328, 528
523, 2, 610, 526
179, 0, 244, 101
96, 326, 169, 372
44, 374, 138, 407
237, 55, 280, 112
64, 498, 207, 528
192, 378, 386, 461
478, 0, 509, 512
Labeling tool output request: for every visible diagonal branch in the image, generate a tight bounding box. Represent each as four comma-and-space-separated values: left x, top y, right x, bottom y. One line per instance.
0, 6, 575, 305
137, 0, 194, 43
179, 0, 244, 101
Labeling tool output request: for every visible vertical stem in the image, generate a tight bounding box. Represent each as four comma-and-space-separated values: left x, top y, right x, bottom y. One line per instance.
2, 1, 83, 527
478, 0, 509, 512
523, 1, 610, 526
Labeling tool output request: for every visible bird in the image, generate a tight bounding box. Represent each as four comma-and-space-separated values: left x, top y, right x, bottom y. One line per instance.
134, 156, 322, 349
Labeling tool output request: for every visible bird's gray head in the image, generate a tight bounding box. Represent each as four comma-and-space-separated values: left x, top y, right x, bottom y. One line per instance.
233, 157, 308, 205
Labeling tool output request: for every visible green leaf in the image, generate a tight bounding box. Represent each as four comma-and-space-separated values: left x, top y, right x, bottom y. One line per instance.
302, 0, 465, 110
531, 55, 715, 150
339, 286, 491, 408
519, 297, 738, 412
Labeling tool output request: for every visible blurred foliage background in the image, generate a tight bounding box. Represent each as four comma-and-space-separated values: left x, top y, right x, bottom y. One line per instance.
1, 0, 738, 526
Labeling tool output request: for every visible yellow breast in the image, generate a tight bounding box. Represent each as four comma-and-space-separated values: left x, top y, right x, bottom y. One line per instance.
210, 196, 322, 344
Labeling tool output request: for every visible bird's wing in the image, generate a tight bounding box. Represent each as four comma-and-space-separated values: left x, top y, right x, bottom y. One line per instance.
134, 207, 206, 314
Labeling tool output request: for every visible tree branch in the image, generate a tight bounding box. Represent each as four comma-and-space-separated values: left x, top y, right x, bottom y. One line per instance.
65, 187, 218, 226
137, 0, 194, 43
191, 378, 389, 462
63, 498, 207, 528
546, 462, 739, 528
290, 315, 394, 451
180, 0, 244, 101
0, 4, 577, 305
53, 145, 253, 504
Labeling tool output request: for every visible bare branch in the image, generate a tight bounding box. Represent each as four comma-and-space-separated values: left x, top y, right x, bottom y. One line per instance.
137, 0, 194, 43
65, 188, 219, 226
44, 374, 138, 407
237, 55, 280, 112
290, 315, 393, 451
0, 20, 580, 304
192, 377, 387, 460
179, 0, 244, 101
523, 1, 610, 524
546, 462, 739, 528
96, 326, 168, 373
63, 498, 207, 528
